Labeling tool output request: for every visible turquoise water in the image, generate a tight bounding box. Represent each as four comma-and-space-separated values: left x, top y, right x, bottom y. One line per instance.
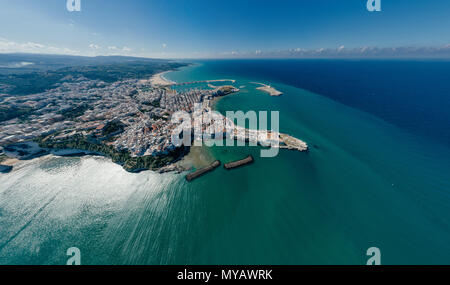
1, 61, 449, 264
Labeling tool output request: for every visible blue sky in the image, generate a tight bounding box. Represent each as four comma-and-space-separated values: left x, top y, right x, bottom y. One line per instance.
0, 0, 449, 58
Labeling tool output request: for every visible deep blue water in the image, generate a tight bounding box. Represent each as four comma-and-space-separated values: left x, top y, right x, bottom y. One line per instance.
190, 59, 450, 147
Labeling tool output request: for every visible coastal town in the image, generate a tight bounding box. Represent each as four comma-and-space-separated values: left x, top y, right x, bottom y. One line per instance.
0, 71, 307, 173
0, 73, 210, 156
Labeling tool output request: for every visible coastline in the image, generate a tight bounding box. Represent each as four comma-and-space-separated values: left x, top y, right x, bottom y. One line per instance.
0, 66, 306, 176
149, 71, 176, 86
0, 67, 221, 175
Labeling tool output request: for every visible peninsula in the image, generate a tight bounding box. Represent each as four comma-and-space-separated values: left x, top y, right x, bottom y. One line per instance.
251, 82, 283, 96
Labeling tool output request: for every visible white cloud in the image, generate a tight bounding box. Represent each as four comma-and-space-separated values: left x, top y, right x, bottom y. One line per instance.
0, 61, 34, 68
162, 43, 167, 49
0, 37, 79, 55
89, 44, 101, 50
107, 46, 131, 52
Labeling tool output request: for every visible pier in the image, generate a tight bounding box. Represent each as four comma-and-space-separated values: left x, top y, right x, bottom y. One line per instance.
185, 160, 221, 182
224, 155, 254, 170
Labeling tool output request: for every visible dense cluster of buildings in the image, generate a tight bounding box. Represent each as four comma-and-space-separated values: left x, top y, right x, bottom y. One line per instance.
0, 73, 306, 160
0, 76, 219, 157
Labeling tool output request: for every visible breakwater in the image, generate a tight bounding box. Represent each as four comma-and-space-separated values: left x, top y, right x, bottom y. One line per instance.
185, 160, 221, 181
224, 155, 254, 170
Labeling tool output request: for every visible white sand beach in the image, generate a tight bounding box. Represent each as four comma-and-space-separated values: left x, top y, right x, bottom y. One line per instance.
149, 71, 176, 86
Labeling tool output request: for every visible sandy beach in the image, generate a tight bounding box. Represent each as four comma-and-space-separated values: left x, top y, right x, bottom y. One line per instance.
149, 71, 176, 86
1, 157, 19, 166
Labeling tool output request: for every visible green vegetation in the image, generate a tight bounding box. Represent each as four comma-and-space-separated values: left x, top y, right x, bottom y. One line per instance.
0, 72, 63, 95
59, 104, 90, 120
151, 114, 168, 121
141, 99, 160, 108
138, 107, 151, 113
0, 154, 7, 163
0, 60, 187, 96
102, 121, 125, 136
35, 134, 186, 172
0, 105, 34, 122
150, 100, 160, 108
129, 89, 138, 98
216, 85, 236, 96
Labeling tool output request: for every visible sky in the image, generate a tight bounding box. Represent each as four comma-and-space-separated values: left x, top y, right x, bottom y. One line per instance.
0, 0, 449, 58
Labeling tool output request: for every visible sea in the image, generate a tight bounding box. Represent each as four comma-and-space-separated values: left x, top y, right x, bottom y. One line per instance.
0, 59, 449, 265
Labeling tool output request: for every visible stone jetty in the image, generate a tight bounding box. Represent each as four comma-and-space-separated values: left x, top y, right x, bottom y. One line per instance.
185, 160, 221, 182
224, 155, 254, 170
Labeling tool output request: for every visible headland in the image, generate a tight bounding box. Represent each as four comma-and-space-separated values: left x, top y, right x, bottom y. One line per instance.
251, 82, 283, 96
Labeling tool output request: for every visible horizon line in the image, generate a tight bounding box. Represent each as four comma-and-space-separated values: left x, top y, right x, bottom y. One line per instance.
1, 51, 450, 61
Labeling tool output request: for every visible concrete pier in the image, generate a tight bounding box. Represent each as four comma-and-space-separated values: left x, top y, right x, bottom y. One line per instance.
185, 160, 221, 182
224, 155, 254, 170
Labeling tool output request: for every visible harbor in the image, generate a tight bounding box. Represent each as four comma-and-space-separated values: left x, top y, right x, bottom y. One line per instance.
185, 155, 255, 181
